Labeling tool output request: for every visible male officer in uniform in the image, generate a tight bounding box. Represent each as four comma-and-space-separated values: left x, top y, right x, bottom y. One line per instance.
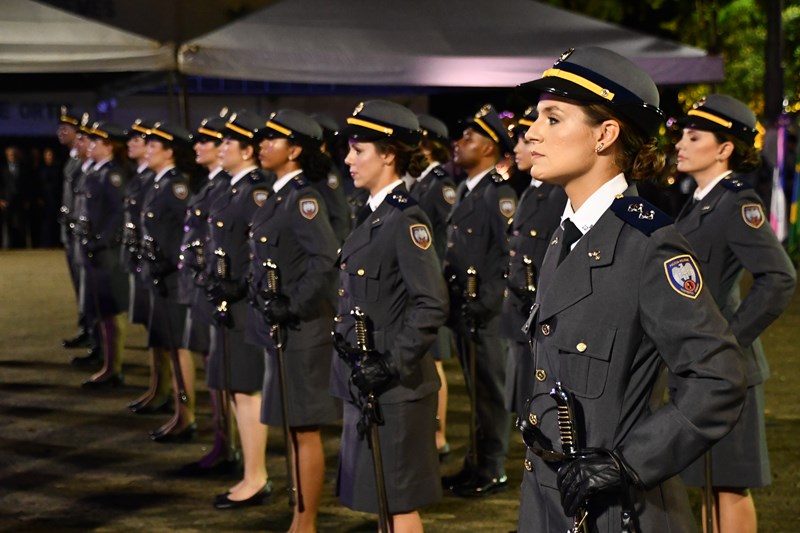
442, 104, 518, 496
58, 107, 91, 350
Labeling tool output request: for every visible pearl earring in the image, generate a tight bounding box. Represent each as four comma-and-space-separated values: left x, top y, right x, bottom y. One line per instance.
595, 142, 604, 153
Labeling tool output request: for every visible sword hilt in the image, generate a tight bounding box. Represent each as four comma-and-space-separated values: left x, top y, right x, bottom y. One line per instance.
352, 307, 370, 353
523, 255, 536, 294
466, 266, 478, 301
550, 381, 579, 458
214, 248, 228, 280
264, 259, 279, 294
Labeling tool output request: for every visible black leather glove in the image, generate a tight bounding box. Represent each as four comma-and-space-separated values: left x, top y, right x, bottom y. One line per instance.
263, 293, 298, 327
461, 300, 489, 324
205, 278, 245, 305
332, 333, 362, 367
350, 352, 398, 397
212, 300, 233, 327
557, 453, 625, 516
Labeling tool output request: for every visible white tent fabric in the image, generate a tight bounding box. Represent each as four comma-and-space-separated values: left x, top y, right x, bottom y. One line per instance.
0, 0, 174, 73
178, 0, 723, 87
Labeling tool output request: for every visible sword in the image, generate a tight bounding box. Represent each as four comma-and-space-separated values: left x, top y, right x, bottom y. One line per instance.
262, 259, 300, 510
465, 266, 480, 471
704, 452, 716, 533
352, 307, 391, 533
212, 248, 236, 460
550, 382, 588, 533
522, 255, 536, 295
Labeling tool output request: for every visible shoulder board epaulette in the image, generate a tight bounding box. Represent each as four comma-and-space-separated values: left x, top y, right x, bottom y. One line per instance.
719, 175, 753, 192
386, 190, 417, 210
432, 166, 448, 179
290, 175, 309, 189
489, 170, 507, 186
610, 195, 672, 236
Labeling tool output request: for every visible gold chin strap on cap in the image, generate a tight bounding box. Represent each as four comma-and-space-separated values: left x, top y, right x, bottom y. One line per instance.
346, 117, 394, 135
473, 117, 500, 143
687, 109, 733, 129
266, 121, 293, 137
225, 122, 253, 139
542, 68, 615, 101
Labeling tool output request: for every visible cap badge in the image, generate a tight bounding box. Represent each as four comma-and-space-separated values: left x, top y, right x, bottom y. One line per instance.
353, 102, 365, 115
476, 104, 492, 118
555, 48, 574, 66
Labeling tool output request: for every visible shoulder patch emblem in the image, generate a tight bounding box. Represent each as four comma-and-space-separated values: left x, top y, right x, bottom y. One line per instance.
172, 183, 188, 200
253, 189, 269, 207
442, 185, 457, 205
327, 174, 339, 190
499, 197, 516, 218
741, 204, 764, 229
410, 223, 432, 250
109, 173, 123, 188
664, 255, 703, 299
300, 198, 319, 220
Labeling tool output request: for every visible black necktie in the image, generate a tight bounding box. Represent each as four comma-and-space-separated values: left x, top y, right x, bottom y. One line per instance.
558, 219, 582, 265
356, 204, 372, 226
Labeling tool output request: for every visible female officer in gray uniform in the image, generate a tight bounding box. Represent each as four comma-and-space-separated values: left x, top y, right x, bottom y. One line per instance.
204, 111, 274, 509
77, 121, 129, 388
247, 108, 341, 531
673, 95, 796, 533
332, 100, 448, 532
514, 47, 748, 533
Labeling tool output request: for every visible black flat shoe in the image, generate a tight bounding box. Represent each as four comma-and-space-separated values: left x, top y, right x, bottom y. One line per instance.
213, 480, 273, 510
451, 473, 508, 497
151, 422, 197, 443
81, 373, 124, 389
71, 348, 102, 367
130, 396, 171, 415
63, 331, 91, 349
442, 466, 475, 490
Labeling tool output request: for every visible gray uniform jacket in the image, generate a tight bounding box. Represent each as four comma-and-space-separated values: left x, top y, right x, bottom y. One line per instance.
331, 186, 448, 405
518, 187, 747, 533
675, 175, 796, 385
60, 156, 82, 245
121, 167, 155, 272
409, 164, 456, 262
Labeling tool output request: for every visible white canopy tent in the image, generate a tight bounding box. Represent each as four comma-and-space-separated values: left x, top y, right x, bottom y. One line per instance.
178, 0, 723, 87
0, 0, 175, 73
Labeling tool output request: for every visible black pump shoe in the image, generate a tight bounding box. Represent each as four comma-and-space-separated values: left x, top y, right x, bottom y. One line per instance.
129, 396, 171, 415
63, 331, 91, 349
71, 348, 102, 367
213, 480, 273, 510
151, 422, 197, 443
81, 373, 124, 389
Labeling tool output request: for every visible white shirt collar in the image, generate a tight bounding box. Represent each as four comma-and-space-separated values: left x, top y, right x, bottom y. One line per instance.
273, 168, 303, 193
93, 157, 112, 170
465, 166, 494, 192
81, 159, 94, 172
417, 162, 439, 181
530, 177, 543, 189
230, 165, 258, 186
693, 170, 732, 201
208, 166, 222, 180
368, 179, 403, 211
153, 165, 176, 183
69, 148, 78, 159
136, 162, 149, 174
562, 173, 628, 241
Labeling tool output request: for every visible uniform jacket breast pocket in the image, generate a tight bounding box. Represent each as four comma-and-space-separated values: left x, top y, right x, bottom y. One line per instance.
551, 318, 616, 399
254, 231, 279, 260
344, 261, 381, 302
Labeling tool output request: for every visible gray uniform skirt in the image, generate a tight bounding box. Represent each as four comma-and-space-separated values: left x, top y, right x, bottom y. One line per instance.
337, 393, 441, 514
430, 326, 454, 361
147, 288, 188, 349
207, 299, 265, 393
181, 289, 212, 352
79, 247, 129, 318
681, 383, 771, 488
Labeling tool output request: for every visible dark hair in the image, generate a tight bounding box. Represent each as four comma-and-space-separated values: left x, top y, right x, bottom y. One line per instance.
292, 140, 332, 183
713, 133, 761, 173
420, 138, 452, 164
374, 138, 428, 178
584, 104, 667, 182
108, 139, 130, 169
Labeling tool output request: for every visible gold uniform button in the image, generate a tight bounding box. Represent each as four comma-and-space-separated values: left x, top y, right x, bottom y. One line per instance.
195, 209, 202, 216
146, 212, 154, 218
509, 250, 516, 257
259, 236, 267, 243
357, 268, 365, 276
535, 369, 547, 382
530, 229, 538, 237
528, 412, 538, 426
540, 323, 551, 336
447, 242, 454, 248
231, 187, 237, 194
576, 342, 587, 353
466, 228, 473, 234
248, 231, 254, 238
334, 315, 343, 323
216, 221, 224, 227
340, 262, 346, 270
524, 458, 533, 472
153, 184, 159, 190
338, 288, 345, 297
